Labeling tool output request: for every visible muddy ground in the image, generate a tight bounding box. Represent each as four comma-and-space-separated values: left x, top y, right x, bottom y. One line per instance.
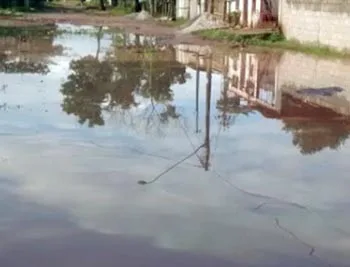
1, 10, 213, 46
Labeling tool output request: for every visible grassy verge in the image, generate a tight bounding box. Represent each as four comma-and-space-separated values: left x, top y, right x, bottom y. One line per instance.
109, 6, 133, 16
0, 7, 32, 16
0, 24, 56, 37
196, 29, 350, 58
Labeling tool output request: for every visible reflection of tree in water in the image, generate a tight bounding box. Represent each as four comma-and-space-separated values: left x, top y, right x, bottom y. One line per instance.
216, 91, 253, 130
279, 86, 350, 154
159, 104, 180, 124
61, 33, 189, 130
61, 56, 115, 127
0, 24, 62, 74
283, 120, 350, 155
0, 24, 63, 111
0, 58, 49, 74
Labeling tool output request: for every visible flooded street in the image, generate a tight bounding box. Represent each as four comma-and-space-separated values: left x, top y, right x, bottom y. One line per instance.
1, 24, 350, 267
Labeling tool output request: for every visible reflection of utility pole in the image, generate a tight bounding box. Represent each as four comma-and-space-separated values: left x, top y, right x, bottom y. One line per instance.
95, 26, 103, 60
203, 54, 212, 171
195, 53, 200, 134
221, 59, 230, 128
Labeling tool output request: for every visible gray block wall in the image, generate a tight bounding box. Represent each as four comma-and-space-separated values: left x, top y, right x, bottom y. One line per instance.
279, 0, 350, 50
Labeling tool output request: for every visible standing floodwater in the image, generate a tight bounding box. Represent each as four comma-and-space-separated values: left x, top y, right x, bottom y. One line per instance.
0, 24, 350, 267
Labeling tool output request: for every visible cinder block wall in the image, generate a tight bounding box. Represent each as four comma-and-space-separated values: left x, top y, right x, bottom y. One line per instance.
279, 0, 350, 50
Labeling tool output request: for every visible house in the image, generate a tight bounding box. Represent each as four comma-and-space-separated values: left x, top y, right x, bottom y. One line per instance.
176, 0, 278, 27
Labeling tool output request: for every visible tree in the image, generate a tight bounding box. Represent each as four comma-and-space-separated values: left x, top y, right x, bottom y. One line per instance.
171, 0, 176, 21
0, 0, 45, 9
99, 0, 106, 10
111, 0, 118, 7
134, 0, 141, 12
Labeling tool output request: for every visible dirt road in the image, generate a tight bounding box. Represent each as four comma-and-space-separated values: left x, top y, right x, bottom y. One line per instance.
2, 11, 212, 46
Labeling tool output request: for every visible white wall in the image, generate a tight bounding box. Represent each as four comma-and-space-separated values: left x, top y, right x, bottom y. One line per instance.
177, 0, 189, 18
176, 0, 205, 19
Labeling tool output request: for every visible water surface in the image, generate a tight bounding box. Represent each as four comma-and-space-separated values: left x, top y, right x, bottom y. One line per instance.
0, 24, 350, 267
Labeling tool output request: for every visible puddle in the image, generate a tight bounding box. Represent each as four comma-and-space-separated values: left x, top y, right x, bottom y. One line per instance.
0, 24, 350, 267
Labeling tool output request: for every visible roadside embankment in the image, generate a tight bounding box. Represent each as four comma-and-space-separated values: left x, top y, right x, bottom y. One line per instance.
195, 28, 350, 58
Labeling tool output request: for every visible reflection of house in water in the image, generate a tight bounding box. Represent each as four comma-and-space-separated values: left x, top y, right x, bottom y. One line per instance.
175, 45, 350, 154
225, 52, 281, 110
221, 52, 350, 154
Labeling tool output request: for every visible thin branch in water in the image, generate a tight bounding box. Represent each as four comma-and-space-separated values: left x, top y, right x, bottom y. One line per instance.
138, 144, 205, 185
88, 140, 202, 168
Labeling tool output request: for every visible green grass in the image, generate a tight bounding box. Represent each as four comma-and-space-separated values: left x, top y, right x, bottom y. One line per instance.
196, 29, 350, 58
0, 7, 27, 16
0, 24, 56, 37
109, 6, 133, 16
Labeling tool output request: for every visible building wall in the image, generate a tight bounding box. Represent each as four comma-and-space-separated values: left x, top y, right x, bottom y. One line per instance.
176, 0, 189, 18
279, 0, 350, 50
176, 0, 205, 19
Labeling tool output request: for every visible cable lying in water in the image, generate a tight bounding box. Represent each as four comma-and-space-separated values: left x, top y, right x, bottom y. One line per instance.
212, 169, 350, 238
253, 201, 309, 212
274, 218, 332, 267
88, 140, 202, 169
138, 144, 205, 185
274, 218, 315, 256
212, 169, 310, 212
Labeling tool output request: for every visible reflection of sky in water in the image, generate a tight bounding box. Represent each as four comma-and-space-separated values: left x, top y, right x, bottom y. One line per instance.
0, 24, 350, 267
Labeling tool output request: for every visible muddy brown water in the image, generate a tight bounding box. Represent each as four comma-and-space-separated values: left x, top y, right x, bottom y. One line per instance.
0, 23, 350, 267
